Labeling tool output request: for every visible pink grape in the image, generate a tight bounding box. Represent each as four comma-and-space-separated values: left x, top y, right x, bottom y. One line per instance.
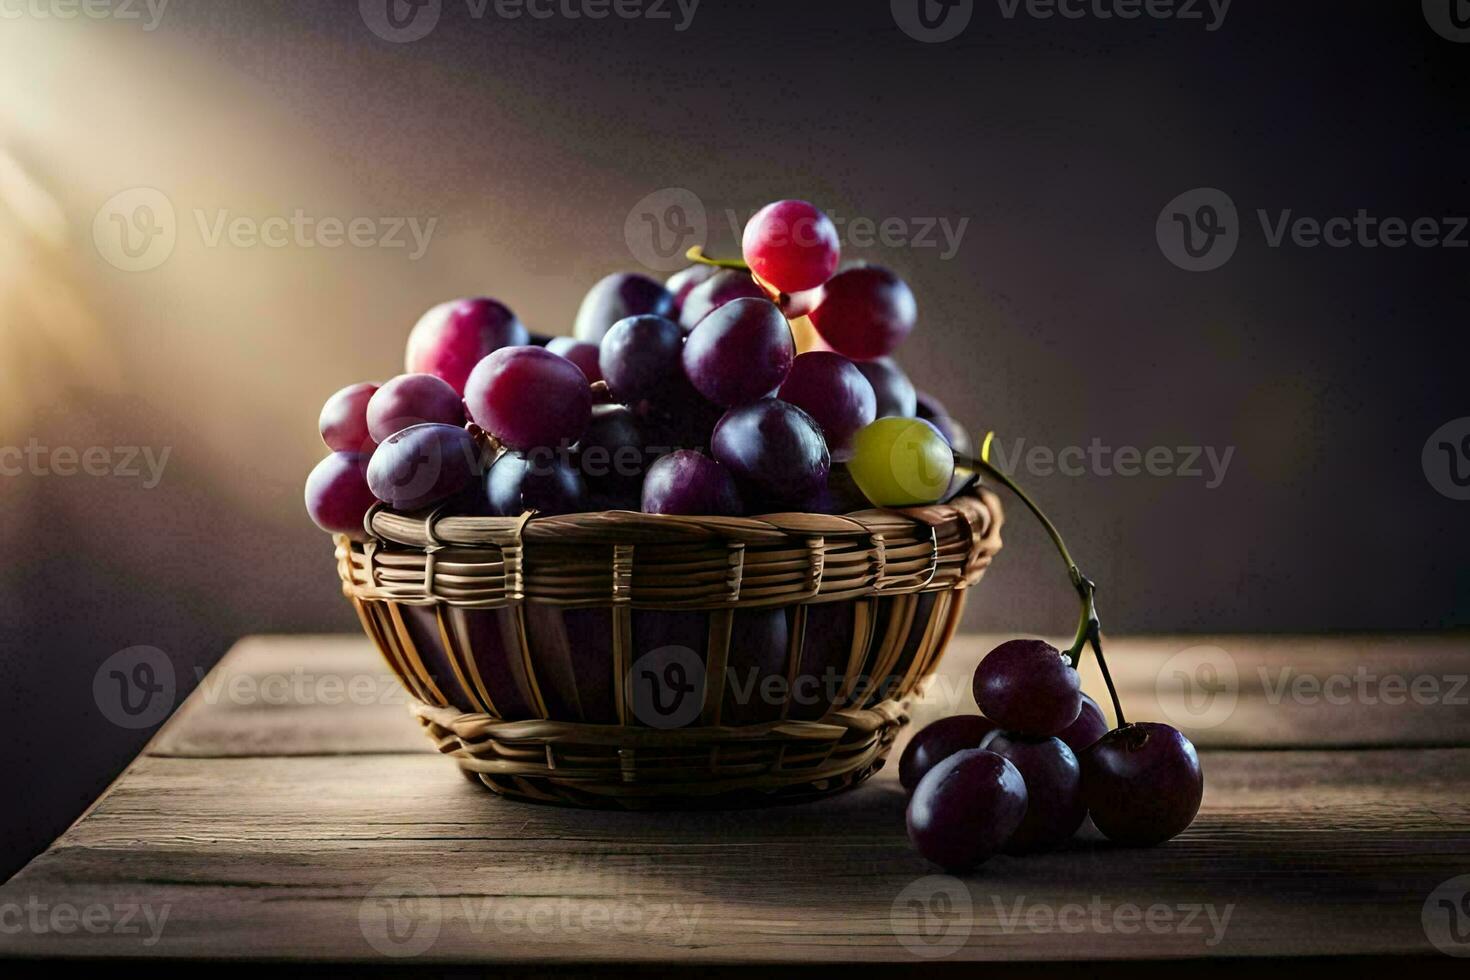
464, 346, 592, 451
573, 272, 675, 344
545, 337, 602, 383
366, 423, 481, 512
710, 398, 829, 509
641, 450, 742, 516
682, 298, 794, 407
741, 200, 841, 293
304, 452, 376, 539
677, 269, 768, 330
906, 749, 1028, 871
365, 373, 465, 444
319, 382, 378, 453
776, 351, 877, 456
405, 297, 528, 394
973, 639, 1082, 737
809, 266, 917, 360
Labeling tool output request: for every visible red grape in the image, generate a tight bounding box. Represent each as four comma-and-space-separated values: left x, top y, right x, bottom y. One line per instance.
666, 264, 721, 309
1057, 692, 1109, 755
854, 357, 917, 419
641, 450, 742, 516
898, 714, 998, 793
809, 266, 917, 360
545, 337, 602, 383
1082, 723, 1203, 846
485, 450, 587, 516
973, 639, 1082, 737
985, 732, 1087, 853
599, 315, 685, 405
573, 272, 675, 344
366, 423, 481, 512
906, 749, 1028, 871
319, 382, 378, 454
776, 351, 877, 457
742, 200, 841, 294
677, 269, 767, 330
710, 399, 829, 509
304, 452, 376, 538
405, 297, 527, 394
365, 373, 465, 444
464, 346, 592, 451
683, 298, 794, 407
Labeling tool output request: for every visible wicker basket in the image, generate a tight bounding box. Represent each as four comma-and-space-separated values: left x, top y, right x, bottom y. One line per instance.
335, 488, 1003, 808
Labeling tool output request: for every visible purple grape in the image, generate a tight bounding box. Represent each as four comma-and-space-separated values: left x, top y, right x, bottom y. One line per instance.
677, 269, 768, 330
599, 315, 685, 405
721, 608, 790, 725
809, 265, 917, 360
405, 297, 528, 394
666, 264, 721, 309
366, 423, 481, 511
683, 298, 794, 407
776, 352, 877, 457
485, 450, 587, 516
319, 382, 378, 454
898, 714, 998, 793
365, 373, 465, 444
985, 732, 1087, 853
854, 358, 917, 419
573, 272, 675, 344
711, 399, 829, 509
545, 336, 603, 383
1057, 692, 1109, 755
973, 638, 1082, 737
1082, 723, 1203, 846
916, 390, 973, 456
464, 346, 592, 451
304, 452, 376, 538
575, 405, 651, 506
641, 451, 742, 516
906, 749, 1028, 871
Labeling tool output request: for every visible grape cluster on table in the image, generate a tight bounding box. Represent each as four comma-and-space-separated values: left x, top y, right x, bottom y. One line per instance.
305, 198, 967, 537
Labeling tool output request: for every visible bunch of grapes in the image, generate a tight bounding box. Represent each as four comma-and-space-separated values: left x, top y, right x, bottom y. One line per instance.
305, 199, 959, 536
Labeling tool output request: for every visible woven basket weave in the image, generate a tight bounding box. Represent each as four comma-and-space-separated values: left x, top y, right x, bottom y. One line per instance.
335, 488, 1003, 808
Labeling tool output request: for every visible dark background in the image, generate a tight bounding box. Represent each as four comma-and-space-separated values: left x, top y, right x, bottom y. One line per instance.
0, 0, 1465, 878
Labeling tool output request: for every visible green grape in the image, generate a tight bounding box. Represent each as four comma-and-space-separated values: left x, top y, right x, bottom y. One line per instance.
848, 417, 955, 507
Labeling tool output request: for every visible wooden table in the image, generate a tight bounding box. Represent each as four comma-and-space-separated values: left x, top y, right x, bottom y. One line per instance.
3, 633, 1469, 973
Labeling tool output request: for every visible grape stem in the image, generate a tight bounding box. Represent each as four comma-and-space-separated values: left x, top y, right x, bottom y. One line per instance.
956, 432, 1127, 727
685, 246, 750, 271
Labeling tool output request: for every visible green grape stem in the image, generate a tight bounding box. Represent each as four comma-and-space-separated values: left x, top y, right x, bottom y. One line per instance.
957, 437, 1127, 727
685, 246, 750, 271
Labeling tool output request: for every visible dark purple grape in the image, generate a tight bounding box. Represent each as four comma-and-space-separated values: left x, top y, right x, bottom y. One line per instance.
641, 451, 742, 516
636, 383, 724, 450
464, 346, 592, 451
683, 298, 794, 407
666, 264, 721, 309
906, 749, 1028, 871
367, 423, 481, 511
304, 452, 376, 538
1057, 692, 1109, 755
898, 714, 998, 793
711, 399, 829, 509
599, 314, 685, 405
776, 351, 877, 457
319, 382, 378, 454
485, 450, 587, 516
365, 373, 465, 444
854, 358, 917, 419
573, 272, 675, 344
677, 269, 768, 330
545, 337, 603, 383
721, 608, 790, 725
809, 265, 917, 360
575, 405, 652, 504
985, 732, 1087, 853
916, 390, 973, 456
1082, 723, 1203, 846
405, 297, 528, 394
973, 639, 1082, 737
